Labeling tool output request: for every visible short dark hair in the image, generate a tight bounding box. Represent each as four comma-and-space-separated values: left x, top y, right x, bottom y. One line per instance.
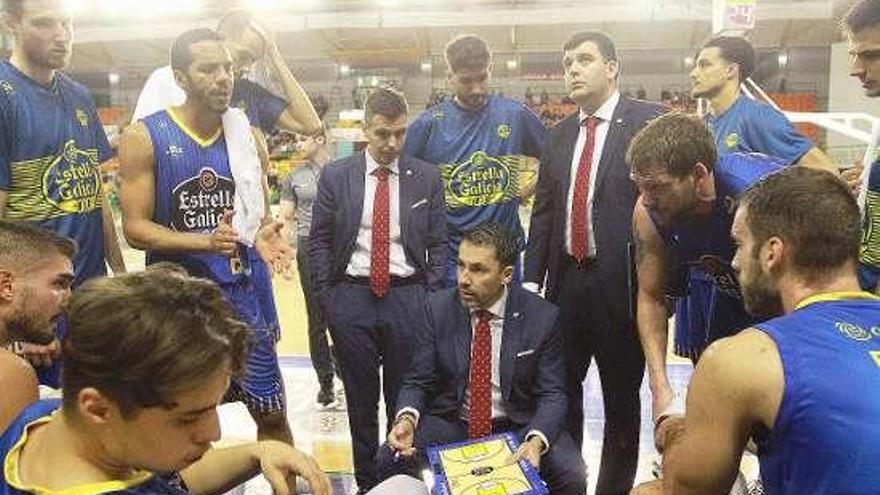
461, 223, 519, 268
627, 112, 716, 178
701, 36, 755, 82
843, 0, 880, 34
445, 34, 491, 73
170, 28, 225, 73
740, 167, 860, 281
563, 30, 618, 62
364, 87, 408, 123
61, 268, 250, 419
1, 0, 23, 17
0, 221, 76, 272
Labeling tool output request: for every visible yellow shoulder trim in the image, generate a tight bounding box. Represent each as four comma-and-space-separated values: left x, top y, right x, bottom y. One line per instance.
166, 107, 222, 147
4, 414, 154, 495
795, 291, 880, 311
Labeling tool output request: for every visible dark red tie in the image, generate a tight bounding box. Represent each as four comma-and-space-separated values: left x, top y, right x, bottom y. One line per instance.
370, 167, 390, 298
571, 116, 598, 262
468, 309, 493, 439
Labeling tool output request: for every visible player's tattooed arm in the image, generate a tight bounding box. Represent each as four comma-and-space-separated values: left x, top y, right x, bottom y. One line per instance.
632, 198, 675, 423
101, 185, 127, 274
633, 214, 646, 268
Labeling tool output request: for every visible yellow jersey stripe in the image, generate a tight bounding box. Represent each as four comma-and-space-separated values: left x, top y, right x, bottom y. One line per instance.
166, 107, 223, 148
795, 291, 880, 311
4, 414, 153, 495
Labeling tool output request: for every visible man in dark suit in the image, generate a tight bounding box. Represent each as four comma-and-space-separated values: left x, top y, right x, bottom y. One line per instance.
309, 87, 446, 493
523, 30, 665, 495
384, 223, 586, 495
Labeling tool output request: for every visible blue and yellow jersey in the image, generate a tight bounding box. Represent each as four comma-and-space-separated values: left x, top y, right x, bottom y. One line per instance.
706, 94, 813, 165
142, 109, 267, 331
756, 292, 880, 495
0, 62, 112, 285
653, 153, 784, 356
141, 109, 240, 284
1, 400, 189, 495
859, 158, 880, 275
403, 95, 545, 254
231, 79, 287, 136
655, 152, 785, 297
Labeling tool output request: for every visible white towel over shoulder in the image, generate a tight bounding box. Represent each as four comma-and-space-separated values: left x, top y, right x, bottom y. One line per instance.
223, 108, 265, 246
131, 66, 184, 122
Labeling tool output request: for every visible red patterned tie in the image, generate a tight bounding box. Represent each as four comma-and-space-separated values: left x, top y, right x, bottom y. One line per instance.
571, 116, 598, 263
468, 310, 493, 439
370, 167, 391, 298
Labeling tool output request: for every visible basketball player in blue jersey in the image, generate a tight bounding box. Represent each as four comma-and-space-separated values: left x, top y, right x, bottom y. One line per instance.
118, 29, 294, 445
0, 222, 73, 433
132, 10, 323, 344
682, 35, 841, 377
634, 167, 880, 495
628, 113, 784, 422
691, 36, 836, 171
843, 0, 880, 293
0, 0, 126, 386
403, 34, 545, 286
0, 268, 333, 495
0, 0, 126, 284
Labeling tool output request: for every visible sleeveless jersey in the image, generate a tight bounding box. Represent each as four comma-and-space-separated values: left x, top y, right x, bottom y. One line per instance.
755, 293, 880, 495
0, 61, 112, 285
142, 110, 267, 332
0, 400, 189, 495
859, 159, 880, 288
653, 153, 784, 353
656, 152, 784, 296
141, 109, 243, 284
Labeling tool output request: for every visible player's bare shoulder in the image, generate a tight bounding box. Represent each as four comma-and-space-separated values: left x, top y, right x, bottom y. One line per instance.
118, 121, 155, 169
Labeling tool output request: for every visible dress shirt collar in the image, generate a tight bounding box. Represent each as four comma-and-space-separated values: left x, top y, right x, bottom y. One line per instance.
365, 149, 399, 176
578, 90, 620, 124
472, 287, 508, 321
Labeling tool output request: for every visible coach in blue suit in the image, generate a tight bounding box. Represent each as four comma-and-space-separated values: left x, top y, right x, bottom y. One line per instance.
384, 224, 587, 495
525, 30, 666, 495
309, 87, 446, 493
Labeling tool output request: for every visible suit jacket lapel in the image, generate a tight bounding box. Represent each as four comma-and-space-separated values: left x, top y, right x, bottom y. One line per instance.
398, 156, 414, 232
499, 288, 523, 399
559, 114, 581, 196
594, 97, 629, 194
347, 153, 367, 239
454, 296, 473, 400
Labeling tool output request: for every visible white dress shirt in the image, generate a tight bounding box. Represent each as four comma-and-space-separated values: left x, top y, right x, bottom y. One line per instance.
565, 91, 621, 259
345, 151, 416, 278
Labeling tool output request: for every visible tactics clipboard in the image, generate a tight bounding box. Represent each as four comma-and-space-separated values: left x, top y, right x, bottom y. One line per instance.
426, 432, 548, 495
